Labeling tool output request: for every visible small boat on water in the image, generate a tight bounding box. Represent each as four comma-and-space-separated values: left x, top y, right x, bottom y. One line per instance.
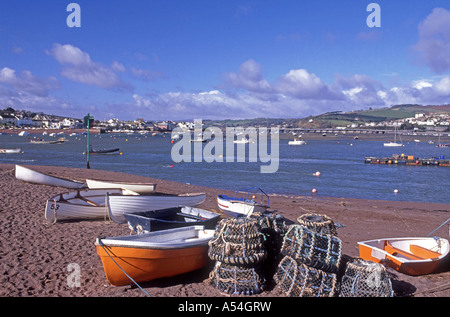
30, 137, 67, 144
0, 148, 21, 154
86, 179, 157, 194
383, 127, 404, 147
44, 188, 136, 222
124, 206, 221, 233
217, 187, 270, 217
233, 137, 249, 144
107, 192, 207, 223
288, 138, 306, 145
95, 226, 214, 286
15, 165, 85, 189
358, 237, 450, 276
83, 147, 120, 155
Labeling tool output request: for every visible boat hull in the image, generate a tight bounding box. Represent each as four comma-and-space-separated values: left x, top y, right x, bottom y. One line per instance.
0, 148, 21, 154
86, 179, 156, 194
216, 195, 268, 217
95, 226, 213, 286
358, 237, 450, 276
107, 193, 206, 223
15, 165, 85, 189
44, 188, 130, 222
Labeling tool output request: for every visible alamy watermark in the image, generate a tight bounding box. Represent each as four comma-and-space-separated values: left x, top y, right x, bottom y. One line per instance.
67, 263, 81, 288
171, 119, 279, 173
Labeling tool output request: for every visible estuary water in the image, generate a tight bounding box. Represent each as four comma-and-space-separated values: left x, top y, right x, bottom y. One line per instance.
1, 132, 449, 204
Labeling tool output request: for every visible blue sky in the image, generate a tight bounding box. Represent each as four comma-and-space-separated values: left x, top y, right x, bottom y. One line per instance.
1, 1, 450, 121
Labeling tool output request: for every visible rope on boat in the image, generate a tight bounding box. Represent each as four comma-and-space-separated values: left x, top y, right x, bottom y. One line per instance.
97, 238, 151, 297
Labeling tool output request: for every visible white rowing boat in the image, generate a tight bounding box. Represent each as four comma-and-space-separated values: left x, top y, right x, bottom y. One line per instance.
44, 188, 136, 222
15, 165, 85, 189
106, 192, 207, 223
216, 187, 270, 217
86, 178, 156, 194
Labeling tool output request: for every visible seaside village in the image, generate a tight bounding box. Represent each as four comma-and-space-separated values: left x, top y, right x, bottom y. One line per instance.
3, 106, 450, 298
1, 107, 450, 133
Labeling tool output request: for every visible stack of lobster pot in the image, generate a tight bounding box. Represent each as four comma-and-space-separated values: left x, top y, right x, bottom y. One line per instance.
274, 213, 342, 297
206, 214, 286, 295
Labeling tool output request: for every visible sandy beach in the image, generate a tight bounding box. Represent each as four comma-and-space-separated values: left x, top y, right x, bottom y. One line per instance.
0, 163, 448, 298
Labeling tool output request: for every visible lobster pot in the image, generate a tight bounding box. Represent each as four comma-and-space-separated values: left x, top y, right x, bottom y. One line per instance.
281, 225, 342, 273
207, 261, 266, 295
297, 213, 337, 236
339, 259, 393, 297
275, 256, 337, 297
249, 212, 287, 254
208, 217, 267, 266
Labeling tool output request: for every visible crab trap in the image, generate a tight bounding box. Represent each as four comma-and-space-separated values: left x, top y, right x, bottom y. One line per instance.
339, 259, 393, 297
274, 255, 337, 297
280, 224, 342, 273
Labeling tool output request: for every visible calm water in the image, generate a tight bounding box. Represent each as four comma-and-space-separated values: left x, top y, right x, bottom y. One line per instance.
1, 133, 449, 204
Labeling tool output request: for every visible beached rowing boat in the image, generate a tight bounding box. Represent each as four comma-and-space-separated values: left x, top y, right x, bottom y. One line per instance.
106, 192, 207, 223
44, 188, 136, 222
95, 226, 214, 286
124, 206, 221, 233
0, 148, 21, 154
358, 237, 450, 276
216, 187, 270, 217
15, 165, 85, 189
86, 178, 156, 194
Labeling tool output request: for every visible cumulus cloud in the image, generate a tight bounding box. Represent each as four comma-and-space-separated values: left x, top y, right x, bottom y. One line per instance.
47, 43, 132, 91
276, 69, 342, 100
414, 8, 450, 73
0, 67, 60, 97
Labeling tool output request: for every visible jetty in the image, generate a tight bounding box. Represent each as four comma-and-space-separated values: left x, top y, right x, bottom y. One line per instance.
364, 154, 450, 167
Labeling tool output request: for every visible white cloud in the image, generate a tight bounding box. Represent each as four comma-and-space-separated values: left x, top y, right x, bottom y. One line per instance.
47, 43, 132, 91
0, 67, 60, 97
414, 8, 450, 73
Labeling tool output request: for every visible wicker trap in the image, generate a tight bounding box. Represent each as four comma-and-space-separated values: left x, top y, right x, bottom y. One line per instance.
208, 217, 267, 266
280, 224, 342, 272
297, 213, 337, 236
207, 261, 266, 296
275, 255, 337, 297
339, 259, 393, 297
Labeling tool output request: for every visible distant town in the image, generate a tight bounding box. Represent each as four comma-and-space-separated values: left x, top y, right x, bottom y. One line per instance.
0, 104, 449, 135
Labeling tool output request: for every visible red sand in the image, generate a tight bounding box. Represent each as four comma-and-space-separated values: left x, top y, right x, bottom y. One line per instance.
0, 164, 448, 297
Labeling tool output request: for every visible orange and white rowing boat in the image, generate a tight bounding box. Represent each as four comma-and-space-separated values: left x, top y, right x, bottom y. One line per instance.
95, 226, 214, 286
358, 237, 450, 276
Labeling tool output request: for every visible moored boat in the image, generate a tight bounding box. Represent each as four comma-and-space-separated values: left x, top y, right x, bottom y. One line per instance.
83, 147, 120, 155
288, 139, 306, 145
44, 188, 136, 222
124, 206, 221, 233
95, 226, 214, 286
107, 192, 207, 223
86, 179, 156, 194
358, 237, 450, 276
0, 148, 21, 154
216, 187, 270, 217
15, 165, 85, 189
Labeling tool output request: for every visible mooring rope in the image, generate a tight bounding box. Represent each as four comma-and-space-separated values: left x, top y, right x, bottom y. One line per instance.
97, 238, 151, 297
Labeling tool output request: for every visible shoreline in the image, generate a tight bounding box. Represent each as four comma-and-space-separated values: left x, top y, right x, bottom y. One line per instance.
1, 163, 449, 297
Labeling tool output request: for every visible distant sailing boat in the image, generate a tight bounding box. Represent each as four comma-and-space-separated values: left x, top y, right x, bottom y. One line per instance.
384, 127, 404, 147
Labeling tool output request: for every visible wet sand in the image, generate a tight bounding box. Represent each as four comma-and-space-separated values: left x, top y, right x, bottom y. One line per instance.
0, 164, 448, 297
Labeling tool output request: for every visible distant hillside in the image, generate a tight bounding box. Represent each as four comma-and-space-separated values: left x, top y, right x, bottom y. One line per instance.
296, 104, 450, 129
